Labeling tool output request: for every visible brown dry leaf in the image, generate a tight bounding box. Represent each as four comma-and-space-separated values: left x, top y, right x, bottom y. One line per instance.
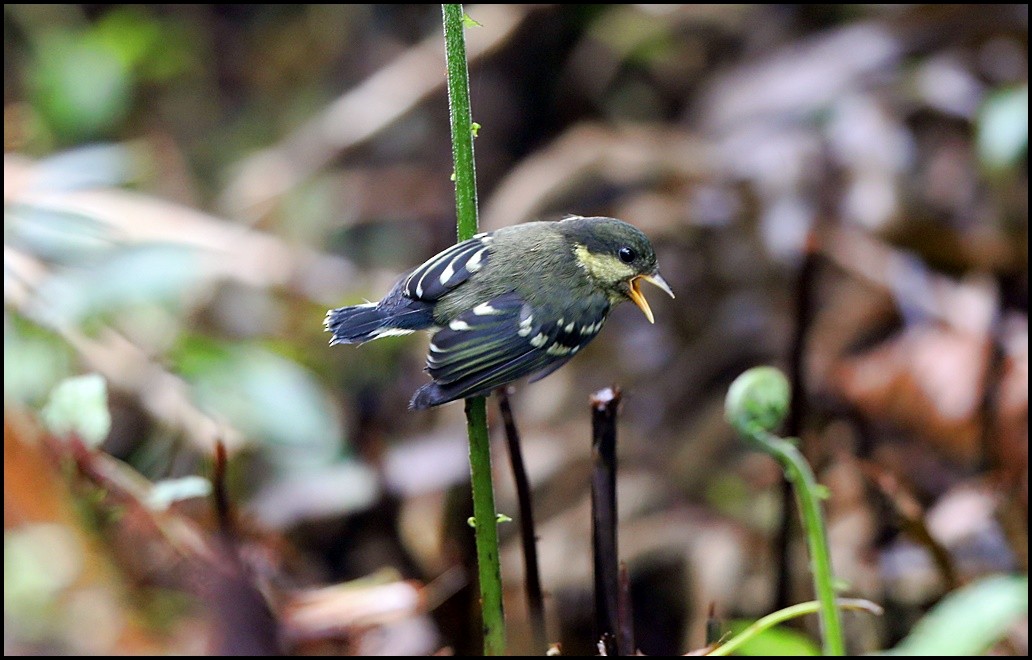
4, 406, 78, 528
994, 314, 1029, 492
480, 123, 710, 233
832, 324, 989, 463
683, 642, 718, 655
3, 404, 213, 654
282, 577, 426, 642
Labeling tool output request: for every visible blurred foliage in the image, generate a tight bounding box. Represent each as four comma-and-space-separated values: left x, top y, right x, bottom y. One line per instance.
3, 3, 1027, 656
725, 619, 821, 656
15, 5, 195, 146
39, 243, 203, 325
173, 337, 344, 467
144, 475, 213, 511
978, 84, 1029, 173
4, 524, 84, 640
886, 575, 1029, 656
41, 373, 111, 447
4, 314, 73, 405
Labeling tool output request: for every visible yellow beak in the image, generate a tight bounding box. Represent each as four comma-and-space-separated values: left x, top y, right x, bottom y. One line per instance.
627, 272, 675, 324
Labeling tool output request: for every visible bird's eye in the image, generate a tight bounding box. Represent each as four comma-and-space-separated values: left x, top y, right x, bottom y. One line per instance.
618, 247, 636, 264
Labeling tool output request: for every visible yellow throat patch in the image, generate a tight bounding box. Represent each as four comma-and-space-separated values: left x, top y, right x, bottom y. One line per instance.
573, 243, 636, 302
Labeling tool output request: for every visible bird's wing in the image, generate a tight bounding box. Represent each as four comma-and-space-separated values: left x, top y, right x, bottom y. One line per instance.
419, 291, 607, 404
402, 233, 492, 302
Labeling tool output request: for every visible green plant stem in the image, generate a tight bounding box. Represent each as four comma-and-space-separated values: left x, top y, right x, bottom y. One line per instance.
444, 4, 479, 242
707, 599, 882, 657
726, 367, 847, 656
751, 429, 846, 656
443, 4, 505, 655
465, 397, 505, 655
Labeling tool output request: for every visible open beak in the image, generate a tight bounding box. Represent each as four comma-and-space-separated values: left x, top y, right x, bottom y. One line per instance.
627, 271, 675, 324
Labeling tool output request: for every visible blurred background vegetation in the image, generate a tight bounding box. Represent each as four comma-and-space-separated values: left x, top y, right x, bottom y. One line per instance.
4, 4, 1027, 655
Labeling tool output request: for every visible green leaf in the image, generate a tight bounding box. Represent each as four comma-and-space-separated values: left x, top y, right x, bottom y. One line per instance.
4, 524, 83, 625
29, 31, 132, 141
4, 314, 73, 405
92, 7, 164, 70
5, 203, 118, 264
92, 7, 195, 81
725, 620, 820, 656
41, 374, 111, 447
725, 366, 791, 433
34, 143, 139, 192
39, 243, 202, 324
885, 575, 1028, 656
176, 340, 343, 467
977, 85, 1028, 172
462, 12, 483, 29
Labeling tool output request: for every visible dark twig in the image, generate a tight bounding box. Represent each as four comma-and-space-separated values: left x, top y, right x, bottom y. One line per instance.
859, 460, 960, 590
496, 386, 548, 653
617, 562, 635, 655
975, 309, 1027, 571
206, 440, 282, 655
52, 434, 282, 654
591, 386, 623, 656
212, 439, 234, 538
977, 317, 1005, 474
705, 602, 721, 647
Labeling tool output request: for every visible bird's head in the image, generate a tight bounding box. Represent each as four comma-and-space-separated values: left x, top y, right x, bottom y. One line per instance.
558, 216, 675, 323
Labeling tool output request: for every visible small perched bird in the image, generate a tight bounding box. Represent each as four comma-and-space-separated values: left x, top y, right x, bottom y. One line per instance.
325, 216, 674, 409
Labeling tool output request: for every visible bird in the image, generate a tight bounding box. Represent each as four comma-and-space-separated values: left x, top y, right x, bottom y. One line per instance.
324, 216, 674, 409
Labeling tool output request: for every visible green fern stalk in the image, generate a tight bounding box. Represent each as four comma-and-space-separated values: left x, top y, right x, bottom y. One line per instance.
725, 367, 846, 655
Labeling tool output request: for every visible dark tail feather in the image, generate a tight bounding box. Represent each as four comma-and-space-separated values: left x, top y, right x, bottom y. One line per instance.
409, 380, 493, 409
410, 382, 451, 409
325, 304, 392, 344
325, 296, 435, 345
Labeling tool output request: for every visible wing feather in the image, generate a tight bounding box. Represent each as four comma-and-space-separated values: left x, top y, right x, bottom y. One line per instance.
419, 291, 609, 403
403, 234, 492, 301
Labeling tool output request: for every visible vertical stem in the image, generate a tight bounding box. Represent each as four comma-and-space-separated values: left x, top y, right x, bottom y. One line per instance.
464, 397, 505, 655
591, 387, 622, 655
765, 433, 845, 655
212, 439, 234, 537
705, 602, 721, 647
443, 4, 479, 242
442, 5, 505, 655
617, 562, 635, 655
497, 388, 548, 653
726, 367, 846, 655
